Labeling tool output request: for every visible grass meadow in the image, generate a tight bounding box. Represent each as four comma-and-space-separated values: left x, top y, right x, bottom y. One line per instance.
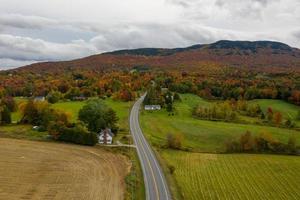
140, 94, 300, 152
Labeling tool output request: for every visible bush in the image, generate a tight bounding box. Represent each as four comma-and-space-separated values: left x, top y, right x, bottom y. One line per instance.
0, 105, 11, 124
21, 100, 69, 127
166, 133, 183, 149
2, 96, 17, 112
168, 165, 176, 174
225, 131, 299, 155
47, 91, 61, 104
173, 93, 181, 102
49, 122, 98, 146
225, 140, 241, 153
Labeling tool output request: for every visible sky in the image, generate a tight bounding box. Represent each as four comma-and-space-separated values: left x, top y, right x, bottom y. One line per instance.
0, 0, 299, 69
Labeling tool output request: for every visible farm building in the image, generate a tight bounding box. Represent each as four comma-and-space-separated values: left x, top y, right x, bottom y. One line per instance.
144, 105, 161, 110
34, 96, 45, 101
98, 128, 114, 144
72, 96, 87, 101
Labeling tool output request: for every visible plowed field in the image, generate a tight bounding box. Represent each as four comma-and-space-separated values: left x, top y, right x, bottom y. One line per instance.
0, 138, 130, 200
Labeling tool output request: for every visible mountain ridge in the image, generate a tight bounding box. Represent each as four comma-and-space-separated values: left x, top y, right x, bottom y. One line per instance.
105, 40, 294, 56
10, 40, 300, 73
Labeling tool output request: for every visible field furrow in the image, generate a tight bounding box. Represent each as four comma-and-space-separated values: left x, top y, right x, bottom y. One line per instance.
163, 151, 300, 200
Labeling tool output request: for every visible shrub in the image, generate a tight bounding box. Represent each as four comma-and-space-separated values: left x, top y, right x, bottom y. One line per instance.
173, 93, 181, 102
21, 100, 70, 128
0, 105, 11, 124
287, 136, 298, 155
2, 96, 17, 112
49, 122, 98, 146
225, 131, 299, 155
240, 131, 254, 151
166, 133, 183, 149
47, 91, 61, 104
168, 165, 176, 174
225, 140, 241, 153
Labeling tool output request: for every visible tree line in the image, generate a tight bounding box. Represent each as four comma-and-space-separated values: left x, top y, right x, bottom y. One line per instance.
192, 99, 293, 128
225, 131, 299, 155
15, 98, 118, 146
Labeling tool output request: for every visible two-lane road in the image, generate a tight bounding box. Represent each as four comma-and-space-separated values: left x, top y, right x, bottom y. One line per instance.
130, 94, 171, 200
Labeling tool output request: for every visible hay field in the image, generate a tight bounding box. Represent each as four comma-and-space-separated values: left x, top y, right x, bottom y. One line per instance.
0, 138, 130, 200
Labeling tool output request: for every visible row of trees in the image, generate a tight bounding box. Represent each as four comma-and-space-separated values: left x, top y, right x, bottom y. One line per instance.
192, 100, 293, 128
48, 122, 98, 146
225, 131, 298, 155
193, 102, 237, 122
0, 70, 148, 103
2, 64, 300, 107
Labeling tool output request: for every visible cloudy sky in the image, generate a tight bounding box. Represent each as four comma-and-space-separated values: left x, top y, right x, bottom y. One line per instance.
0, 0, 299, 69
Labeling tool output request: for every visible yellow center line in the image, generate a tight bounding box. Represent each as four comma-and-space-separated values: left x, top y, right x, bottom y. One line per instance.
132, 104, 160, 200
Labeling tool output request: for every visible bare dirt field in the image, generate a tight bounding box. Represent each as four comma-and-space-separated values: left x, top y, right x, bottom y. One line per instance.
0, 138, 130, 200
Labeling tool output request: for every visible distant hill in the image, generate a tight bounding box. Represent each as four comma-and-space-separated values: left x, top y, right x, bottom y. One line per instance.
13, 40, 300, 73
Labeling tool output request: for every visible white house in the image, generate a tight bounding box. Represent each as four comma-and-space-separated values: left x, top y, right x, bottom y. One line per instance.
98, 128, 114, 144
34, 96, 45, 101
144, 105, 161, 111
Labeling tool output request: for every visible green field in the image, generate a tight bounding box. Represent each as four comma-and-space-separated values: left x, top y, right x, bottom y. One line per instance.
140, 94, 300, 152
52, 101, 85, 122
163, 150, 300, 200
250, 99, 300, 119
12, 98, 131, 126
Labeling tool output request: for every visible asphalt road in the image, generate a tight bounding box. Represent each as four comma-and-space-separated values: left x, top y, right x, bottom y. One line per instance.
130, 94, 172, 200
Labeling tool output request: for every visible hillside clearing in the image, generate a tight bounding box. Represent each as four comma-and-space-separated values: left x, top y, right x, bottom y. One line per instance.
250, 99, 300, 119
163, 150, 300, 200
0, 138, 130, 200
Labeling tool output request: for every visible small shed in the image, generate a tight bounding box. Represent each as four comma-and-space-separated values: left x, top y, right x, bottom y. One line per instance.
144, 105, 161, 111
98, 128, 114, 144
34, 96, 45, 101
72, 96, 87, 101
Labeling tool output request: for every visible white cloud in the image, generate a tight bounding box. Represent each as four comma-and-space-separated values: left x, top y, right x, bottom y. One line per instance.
0, 0, 299, 69
0, 14, 57, 30
0, 58, 38, 70
0, 34, 97, 61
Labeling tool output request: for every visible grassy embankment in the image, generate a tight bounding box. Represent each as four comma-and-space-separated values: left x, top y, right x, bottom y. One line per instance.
140, 94, 300, 200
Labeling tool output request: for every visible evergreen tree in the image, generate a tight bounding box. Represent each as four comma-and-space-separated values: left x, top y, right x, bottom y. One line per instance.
1, 105, 11, 124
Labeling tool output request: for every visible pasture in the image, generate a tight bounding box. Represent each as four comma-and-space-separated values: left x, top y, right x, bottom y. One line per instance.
250, 99, 300, 120
0, 138, 130, 200
140, 94, 300, 152
163, 150, 300, 200
12, 98, 131, 128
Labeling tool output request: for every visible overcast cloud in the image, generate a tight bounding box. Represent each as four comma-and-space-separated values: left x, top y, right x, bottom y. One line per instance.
0, 0, 299, 69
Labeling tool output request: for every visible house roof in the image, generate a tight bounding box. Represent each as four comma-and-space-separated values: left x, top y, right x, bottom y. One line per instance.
34, 96, 45, 100
99, 128, 114, 137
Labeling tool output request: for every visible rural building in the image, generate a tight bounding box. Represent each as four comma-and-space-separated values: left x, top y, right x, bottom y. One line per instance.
98, 128, 114, 144
34, 96, 45, 101
161, 87, 169, 93
72, 96, 87, 101
144, 105, 161, 110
